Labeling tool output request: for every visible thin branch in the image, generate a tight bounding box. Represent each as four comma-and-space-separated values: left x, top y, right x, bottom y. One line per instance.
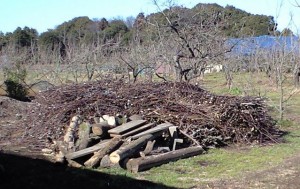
155, 72, 168, 81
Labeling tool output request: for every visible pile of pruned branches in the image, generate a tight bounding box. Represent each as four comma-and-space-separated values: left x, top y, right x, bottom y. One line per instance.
24, 79, 283, 150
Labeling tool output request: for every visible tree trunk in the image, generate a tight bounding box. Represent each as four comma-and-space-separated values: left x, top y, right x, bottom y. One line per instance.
294, 68, 300, 88
126, 146, 204, 173
63, 115, 81, 150
75, 122, 91, 150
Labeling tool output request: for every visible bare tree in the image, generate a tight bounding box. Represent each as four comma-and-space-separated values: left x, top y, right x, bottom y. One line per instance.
119, 40, 157, 83
151, 0, 234, 83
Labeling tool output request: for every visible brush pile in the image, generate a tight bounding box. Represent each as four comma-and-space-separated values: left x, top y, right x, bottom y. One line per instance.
23, 79, 282, 150
19, 79, 284, 171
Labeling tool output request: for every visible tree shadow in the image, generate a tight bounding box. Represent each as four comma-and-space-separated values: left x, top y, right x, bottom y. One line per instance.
0, 152, 177, 189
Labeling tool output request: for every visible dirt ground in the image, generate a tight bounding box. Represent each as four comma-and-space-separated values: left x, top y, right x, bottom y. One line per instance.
0, 96, 31, 152
1, 95, 300, 189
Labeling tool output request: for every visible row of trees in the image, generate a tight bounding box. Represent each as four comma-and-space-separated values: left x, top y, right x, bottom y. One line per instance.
0, 2, 297, 85
0, 2, 297, 82
0, 3, 280, 52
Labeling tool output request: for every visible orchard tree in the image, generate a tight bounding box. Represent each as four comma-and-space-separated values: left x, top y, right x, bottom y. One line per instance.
150, 0, 235, 83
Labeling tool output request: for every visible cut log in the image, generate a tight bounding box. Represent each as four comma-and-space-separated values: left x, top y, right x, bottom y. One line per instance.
126, 146, 204, 173
100, 115, 110, 122
108, 120, 147, 135
122, 123, 155, 138
91, 124, 104, 136
131, 122, 174, 140
115, 114, 127, 125
109, 134, 155, 163
63, 115, 81, 150
84, 136, 123, 168
66, 140, 109, 160
100, 115, 116, 127
67, 159, 83, 168
91, 122, 114, 136
75, 122, 91, 150
109, 133, 122, 138
100, 155, 118, 168
107, 116, 116, 127
109, 123, 155, 138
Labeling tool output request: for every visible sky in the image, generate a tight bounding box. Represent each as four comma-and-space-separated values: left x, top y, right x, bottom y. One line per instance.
0, 0, 300, 34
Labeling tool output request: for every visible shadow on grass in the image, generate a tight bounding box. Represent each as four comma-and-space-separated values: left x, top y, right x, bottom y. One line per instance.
0, 152, 176, 189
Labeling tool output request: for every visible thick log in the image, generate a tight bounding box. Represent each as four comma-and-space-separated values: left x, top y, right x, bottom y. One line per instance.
84, 136, 122, 168
100, 154, 119, 168
63, 115, 81, 150
66, 140, 109, 160
91, 122, 114, 136
108, 120, 146, 135
100, 115, 116, 127
75, 122, 91, 150
108, 120, 147, 135
122, 123, 155, 138
109, 134, 155, 163
131, 122, 174, 140
126, 146, 204, 173
92, 124, 103, 136
109, 123, 155, 138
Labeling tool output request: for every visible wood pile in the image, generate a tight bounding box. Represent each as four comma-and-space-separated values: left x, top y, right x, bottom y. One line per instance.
54, 114, 204, 172
20, 79, 283, 166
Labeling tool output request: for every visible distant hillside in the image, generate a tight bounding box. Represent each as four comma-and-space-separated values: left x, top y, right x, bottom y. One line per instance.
145, 3, 277, 38
0, 3, 280, 52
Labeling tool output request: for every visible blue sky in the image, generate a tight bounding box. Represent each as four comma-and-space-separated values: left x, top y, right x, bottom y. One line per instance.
0, 0, 299, 34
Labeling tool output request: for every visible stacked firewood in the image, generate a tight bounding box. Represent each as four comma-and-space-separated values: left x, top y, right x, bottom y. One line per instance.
22, 79, 283, 156
53, 114, 204, 172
